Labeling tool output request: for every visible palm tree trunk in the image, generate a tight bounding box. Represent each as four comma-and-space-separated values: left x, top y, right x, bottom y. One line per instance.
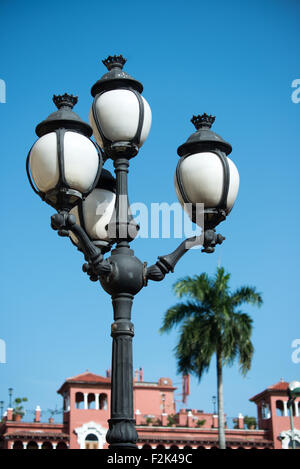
216, 349, 226, 449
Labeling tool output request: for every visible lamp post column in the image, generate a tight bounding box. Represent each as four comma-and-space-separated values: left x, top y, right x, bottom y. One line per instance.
288, 398, 296, 450
106, 292, 138, 449
8, 388, 13, 408
103, 156, 143, 449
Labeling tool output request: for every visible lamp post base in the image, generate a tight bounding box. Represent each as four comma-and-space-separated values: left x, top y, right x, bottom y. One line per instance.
106, 418, 138, 450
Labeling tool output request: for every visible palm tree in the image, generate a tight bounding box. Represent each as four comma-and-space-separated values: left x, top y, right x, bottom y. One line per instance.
159, 267, 262, 449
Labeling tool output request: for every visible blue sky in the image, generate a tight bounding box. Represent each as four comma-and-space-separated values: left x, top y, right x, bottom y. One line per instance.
0, 0, 300, 422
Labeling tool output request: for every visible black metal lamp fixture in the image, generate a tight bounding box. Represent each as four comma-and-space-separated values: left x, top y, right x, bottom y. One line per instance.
26, 94, 103, 212
26, 55, 239, 450
175, 113, 239, 247
90, 55, 151, 159
70, 168, 117, 255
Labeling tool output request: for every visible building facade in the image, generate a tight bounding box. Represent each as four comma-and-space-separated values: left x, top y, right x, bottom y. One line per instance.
0, 371, 298, 449
250, 380, 300, 449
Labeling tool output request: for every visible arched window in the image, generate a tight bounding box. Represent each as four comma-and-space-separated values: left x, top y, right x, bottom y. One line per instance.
170, 445, 179, 450
183, 445, 192, 450
156, 444, 165, 450
197, 446, 206, 450
85, 433, 99, 450
42, 441, 53, 449
56, 442, 68, 450
210, 446, 218, 450
88, 393, 96, 410
12, 440, 23, 449
142, 444, 152, 449
261, 401, 271, 419
27, 441, 38, 450
276, 400, 284, 417
63, 392, 70, 411
100, 393, 108, 410
75, 392, 84, 409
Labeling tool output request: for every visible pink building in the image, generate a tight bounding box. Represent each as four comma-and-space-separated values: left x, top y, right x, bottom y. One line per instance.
250, 380, 300, 449
0, 372, 298, 449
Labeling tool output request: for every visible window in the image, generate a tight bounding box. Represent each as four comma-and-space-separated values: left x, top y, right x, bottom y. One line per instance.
27, 441, 38, 450
42, 442, 53, 449
100, 393, 108, 410
85, 433, 99, 450
75, 392, 84, 409
276, 400, 284, 417
88, 394, 96, 410
12, 441, 23, 449
56, 442, 68, 450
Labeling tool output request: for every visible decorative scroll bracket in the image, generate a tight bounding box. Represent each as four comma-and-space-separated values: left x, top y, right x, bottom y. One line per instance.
50, 211, 112, 280
146, 229, 225, 283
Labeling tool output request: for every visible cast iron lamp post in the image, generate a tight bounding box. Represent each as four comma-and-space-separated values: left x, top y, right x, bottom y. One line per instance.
212, 395, 217, 415
8, 388, 13, 409
26, 55, 239, 450
288, 381, 300, 449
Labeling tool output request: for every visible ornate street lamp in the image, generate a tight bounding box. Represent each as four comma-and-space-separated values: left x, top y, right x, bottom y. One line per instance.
26, 55, 239, 450
212, 395, 217, 415
288, 381, 300, 449
8, 388, 13, 408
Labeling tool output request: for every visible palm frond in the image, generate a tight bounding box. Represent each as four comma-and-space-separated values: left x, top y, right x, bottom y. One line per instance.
214, 267, 231, 294
175, 316, 216, 379
231, 312, 254, 375
173, 274, 212, 301
231, 286, 263, 308
159, 301, 206, 333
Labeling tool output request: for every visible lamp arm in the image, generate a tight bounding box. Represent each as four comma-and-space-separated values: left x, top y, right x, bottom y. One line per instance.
146, 229, 225, 283
50, 211, 112, 280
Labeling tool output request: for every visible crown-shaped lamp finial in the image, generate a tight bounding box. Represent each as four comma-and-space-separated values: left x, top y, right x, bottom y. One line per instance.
191, 113, 216, 130
102, 54, 127, 71
53, 93, 78, 110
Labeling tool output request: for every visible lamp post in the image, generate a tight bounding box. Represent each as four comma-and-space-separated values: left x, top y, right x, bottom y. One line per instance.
212, 395, 217, 415
288, 381, 300, 450
26, 55, 239, 450
8, 388, 13, 409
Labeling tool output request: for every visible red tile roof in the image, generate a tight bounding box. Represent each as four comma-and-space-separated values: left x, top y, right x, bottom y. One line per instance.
268, 381, 289, 391
57, 371, 111, 394
249, 381, 289, 402
65, 371, 111, 384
